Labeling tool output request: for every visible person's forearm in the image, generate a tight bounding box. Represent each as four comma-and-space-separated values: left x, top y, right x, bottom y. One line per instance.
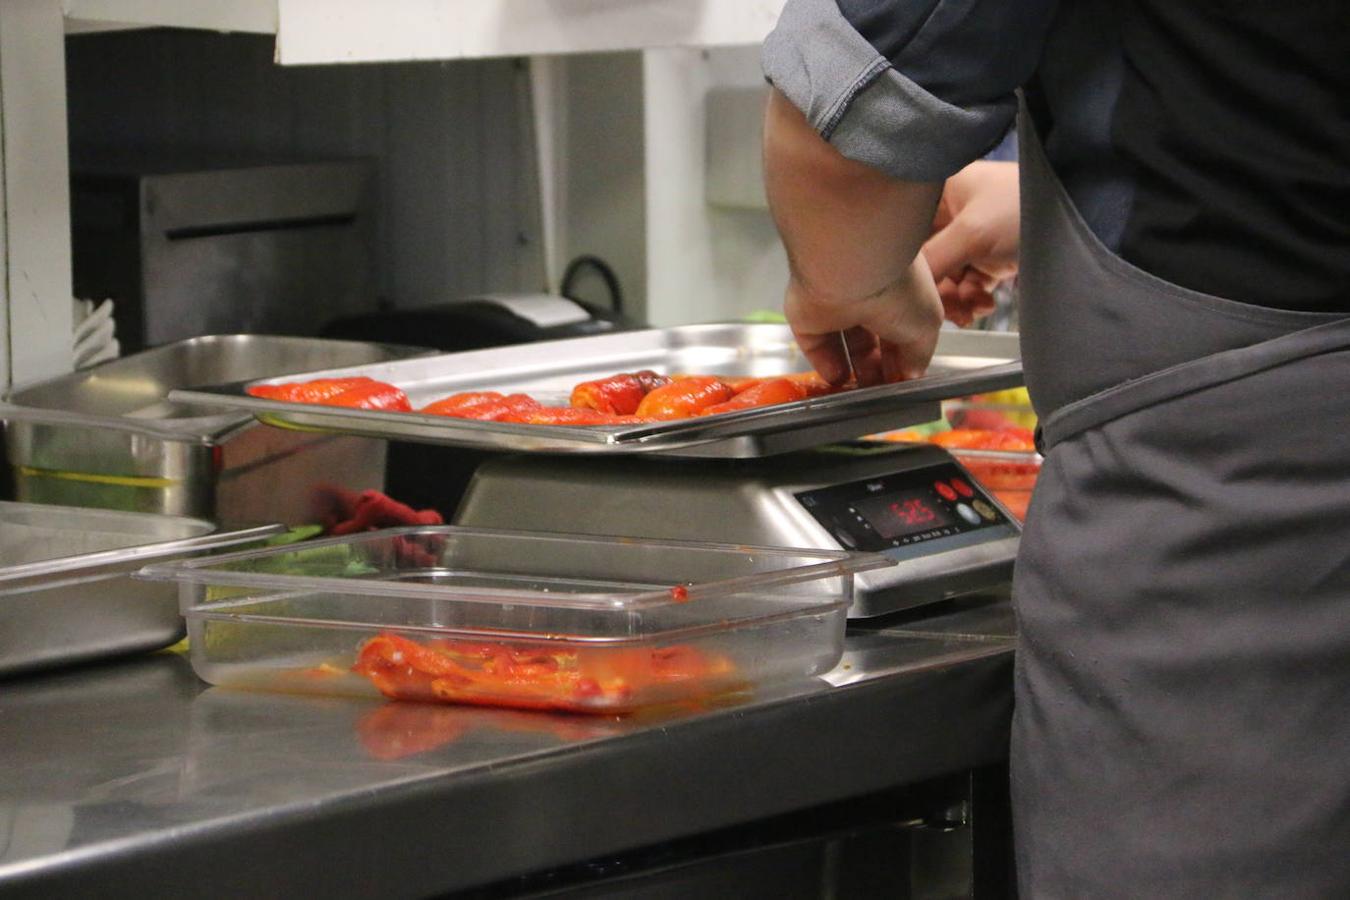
762, 88, 942, 302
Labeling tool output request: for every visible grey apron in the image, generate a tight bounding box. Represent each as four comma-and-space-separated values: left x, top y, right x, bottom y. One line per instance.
1010, 106, 1350, 897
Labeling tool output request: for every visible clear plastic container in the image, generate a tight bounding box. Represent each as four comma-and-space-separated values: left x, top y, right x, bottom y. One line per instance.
948, 449, 1041, 522
138, 527, 892, 714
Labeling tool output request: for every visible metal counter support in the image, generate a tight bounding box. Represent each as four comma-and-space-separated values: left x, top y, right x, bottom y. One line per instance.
0, 599, 1014, 899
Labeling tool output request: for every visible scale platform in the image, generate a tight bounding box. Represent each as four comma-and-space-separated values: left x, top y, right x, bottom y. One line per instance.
454, 442, 1020, 618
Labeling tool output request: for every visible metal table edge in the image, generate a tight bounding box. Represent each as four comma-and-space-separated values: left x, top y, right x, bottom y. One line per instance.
0, 642, 1013, 900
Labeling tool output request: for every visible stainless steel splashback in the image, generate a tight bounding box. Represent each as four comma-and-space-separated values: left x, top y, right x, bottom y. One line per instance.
71, 159, 376, 352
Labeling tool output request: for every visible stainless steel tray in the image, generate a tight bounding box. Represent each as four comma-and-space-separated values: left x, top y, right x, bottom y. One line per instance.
0, 502, 283, 678
168, 324, 1022, 458
2, 335, 430, 522
2, 333, 429, 445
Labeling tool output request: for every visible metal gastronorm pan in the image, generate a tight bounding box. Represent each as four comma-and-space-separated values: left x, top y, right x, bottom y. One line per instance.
2, 335, 429, 522
0, 502, 283, 678
168, 324, 1022, 459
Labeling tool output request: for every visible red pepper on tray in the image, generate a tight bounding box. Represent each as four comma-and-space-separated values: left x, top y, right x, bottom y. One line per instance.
321, 381, 412, 412
248, 376, 376, 403
247, 376, 410, 411
505, 407, 647, 426
419, 392, 506, 417
422, 393, 541, 422
699, 378, 807, 416
255, 369, 853, 425
634, 376, 737, 420
570, 370, 671, 415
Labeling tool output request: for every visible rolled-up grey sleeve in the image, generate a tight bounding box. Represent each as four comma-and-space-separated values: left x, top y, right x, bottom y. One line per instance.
763, 0, 1054, 181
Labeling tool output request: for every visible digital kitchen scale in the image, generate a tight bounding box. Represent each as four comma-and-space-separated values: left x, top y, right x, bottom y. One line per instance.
171, 323, 1026, 617
454, 441, 1020, 618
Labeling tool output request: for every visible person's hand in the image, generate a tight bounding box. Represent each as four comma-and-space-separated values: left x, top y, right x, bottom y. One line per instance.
922, 160, 1020, 327
784, 256, 944, 386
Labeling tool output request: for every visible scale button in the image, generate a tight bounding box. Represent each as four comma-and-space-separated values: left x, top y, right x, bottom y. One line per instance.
834, 528, 858, 549
934, 481, 958, 502
956, 503, 982, 525
951, 477, 975, 499
972, 499, 998, 522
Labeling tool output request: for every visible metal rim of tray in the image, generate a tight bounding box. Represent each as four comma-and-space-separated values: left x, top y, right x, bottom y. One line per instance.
138, 523, 897, 612
166, 324, 1023, 457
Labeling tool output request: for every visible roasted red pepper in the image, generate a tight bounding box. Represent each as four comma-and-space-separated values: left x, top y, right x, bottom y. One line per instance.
324, 381, 412, 411
423, 394, 545, 423
248, 376, 375, 403
247, 376, 410, 411
634, 376, 737, 420
327, 489, 443, 536
419, 391, 506, 417
783, 371, 849, 398
699, 378, 807, 416
352, 632, 734, 713
505, 407, 647, 426
251, 369, 851, 425
570, 370, 671, 415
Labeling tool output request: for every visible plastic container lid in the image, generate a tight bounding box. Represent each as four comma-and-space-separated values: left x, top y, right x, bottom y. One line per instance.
139, 526, 895, 640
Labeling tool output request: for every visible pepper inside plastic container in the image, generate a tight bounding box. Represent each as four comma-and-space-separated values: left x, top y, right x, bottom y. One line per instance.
871, 388, 1041, 522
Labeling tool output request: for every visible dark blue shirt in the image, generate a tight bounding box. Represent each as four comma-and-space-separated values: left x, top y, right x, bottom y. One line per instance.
764, 0, 1350, 312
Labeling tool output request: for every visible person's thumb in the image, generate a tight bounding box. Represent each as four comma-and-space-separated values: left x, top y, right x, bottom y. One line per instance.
920, 217, 973, 285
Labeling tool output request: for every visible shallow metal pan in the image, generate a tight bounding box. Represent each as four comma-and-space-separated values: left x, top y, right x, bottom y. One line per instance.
0, 502, 283, 677
168, 324, 1022, 458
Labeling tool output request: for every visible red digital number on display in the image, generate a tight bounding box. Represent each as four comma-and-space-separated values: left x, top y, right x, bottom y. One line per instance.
890, 497, 937, 527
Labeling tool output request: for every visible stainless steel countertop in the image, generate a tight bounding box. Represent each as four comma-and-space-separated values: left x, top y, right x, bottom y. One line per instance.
0, 597, 1015, 899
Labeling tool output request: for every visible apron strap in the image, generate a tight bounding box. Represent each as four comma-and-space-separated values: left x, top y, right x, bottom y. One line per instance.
1040, 315, 1350, 450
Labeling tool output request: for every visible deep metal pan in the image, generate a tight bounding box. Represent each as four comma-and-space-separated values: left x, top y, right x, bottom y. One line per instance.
168, 324, 1022, 458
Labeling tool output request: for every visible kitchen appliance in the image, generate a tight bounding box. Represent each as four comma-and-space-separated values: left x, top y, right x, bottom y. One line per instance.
455, 443, 1019, 617
167, 324, 1025, 618
2, 335, 427, 525
321, 292, 634, 353
70, 158, 375, 353
0, 502, 280, 677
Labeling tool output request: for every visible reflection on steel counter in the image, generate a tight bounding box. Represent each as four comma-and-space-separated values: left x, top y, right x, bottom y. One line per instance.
355, 702, 625, 761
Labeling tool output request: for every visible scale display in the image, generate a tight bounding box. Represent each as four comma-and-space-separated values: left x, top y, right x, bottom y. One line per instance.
853, 490, 957, 539
794, 461, 1009, 554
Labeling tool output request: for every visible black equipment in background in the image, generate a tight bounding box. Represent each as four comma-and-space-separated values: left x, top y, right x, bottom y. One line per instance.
319, 278, 639, 520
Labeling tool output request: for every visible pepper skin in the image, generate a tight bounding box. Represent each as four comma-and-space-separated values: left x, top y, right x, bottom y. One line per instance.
570, 370, 670, 415
505, 406, 646, 426
247, 376, 376, 403
699, 378, 807, 416
352, 632, 734, 713
323, 381, 413, 411
783, 371, 848, 398
439, 394, 542, 421
248, 377, 410, 411
419, 392, 506, 416
634, 376, 736, 420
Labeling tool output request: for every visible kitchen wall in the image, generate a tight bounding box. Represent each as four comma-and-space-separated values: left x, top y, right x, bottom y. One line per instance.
644, 46, 786, 326
64, 28, 549, 315
63, 29, 779, 333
